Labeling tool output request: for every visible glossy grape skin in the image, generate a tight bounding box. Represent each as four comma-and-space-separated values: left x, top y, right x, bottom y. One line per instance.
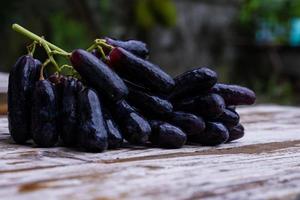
8, 55, 40, 144
109, 47, 175, 94
149, 120, 187, 149
105, 37, 149, 59
77, 88, 108, 152
31, 80, 59, 147
34, 59, 42, 78
60, 77, 80, 147
189, 122, 229, 146
112, 100, 151, 145
168, 111, 205, 136
174, 93, 225, 118
211, 83, 256, 105
103, 108, 123, 149
114, 99, 136, 115
124, 79, 152, 93
169, 67, 217, 101
70, 49, 128, 101
47, 74, 65, 140
227, 123, 245, 143
127, 87, 173, 118
213, 108, 240, 129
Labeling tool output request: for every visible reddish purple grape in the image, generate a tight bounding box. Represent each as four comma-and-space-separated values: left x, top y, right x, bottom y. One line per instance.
105, 37, 149, 58
70, 49, 128, 101
109, 47, 175, 94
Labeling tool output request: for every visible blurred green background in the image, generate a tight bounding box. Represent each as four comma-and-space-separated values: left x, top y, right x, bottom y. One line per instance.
1, 0, 300, 105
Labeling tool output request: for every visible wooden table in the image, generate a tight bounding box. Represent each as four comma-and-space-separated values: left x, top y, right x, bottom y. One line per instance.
0, 72, 8, 115
0, 105, 300, 200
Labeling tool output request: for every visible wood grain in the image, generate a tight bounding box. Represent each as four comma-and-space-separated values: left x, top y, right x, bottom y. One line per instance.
0, 73, 8, 93
0, 105, 300, 200
0, 73, 8, 115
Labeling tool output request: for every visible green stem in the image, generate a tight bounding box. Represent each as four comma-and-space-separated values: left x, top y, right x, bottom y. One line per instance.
27, 41, 37, 56
41, 42, 61, 72
97, 46, 107, 61
12, 24, 69, 55
87, 43, 97, 52
40, 59, 51, 80
51, 50, 71, 57
95, 39, 114, 50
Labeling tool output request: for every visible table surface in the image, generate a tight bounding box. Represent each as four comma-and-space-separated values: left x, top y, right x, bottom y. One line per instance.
0, 72, 8, 93
0, 105, 300, 200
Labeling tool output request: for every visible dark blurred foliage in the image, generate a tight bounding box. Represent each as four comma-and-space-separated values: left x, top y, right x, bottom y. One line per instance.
235, 0, 300, 104
1, 0, 300, 104
0, 0, 176, 71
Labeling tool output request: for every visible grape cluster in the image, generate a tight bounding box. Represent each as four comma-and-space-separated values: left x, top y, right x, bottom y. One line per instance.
8, 37, 255, 152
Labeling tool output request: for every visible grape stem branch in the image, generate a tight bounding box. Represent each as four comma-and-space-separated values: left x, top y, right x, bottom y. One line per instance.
12, 24, 70, 55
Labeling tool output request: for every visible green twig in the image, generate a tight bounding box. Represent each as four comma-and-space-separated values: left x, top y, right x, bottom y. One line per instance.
26, 41, 37, 56
41, 42, 61, 73
95, 39, 114, 50
40, 59, 51, 80
97, 46, 107, 61
87, 43, 97, 52
12, 24, 69, 54
51, 50, 71, 57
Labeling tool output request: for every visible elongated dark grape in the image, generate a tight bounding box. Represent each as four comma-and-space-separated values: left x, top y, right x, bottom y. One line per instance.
70, 49, 128, 101
169, 67, 217, 101
227, 123, 244, 143
48, 74, 64, 106
149, 120, 186, 148
48, 74, 65, 140
8, 55, 40, 144
77, 88, 108, 152
213, 108, 239, 128
189, 122, 229, 146
103, 108, 123, 149
211, 83, 256, 105
174, 93, 225, 118
127, 87, 173, 118
112, 100, 150, 145
124, 79, 152, 93
34, 59, 42, 77
114, 99, 136, 115
105, 37, 149, 58
109, 47, 175, 94
168, 111, 205, 136
31, 80, 59, 147
60, 77, 79, 147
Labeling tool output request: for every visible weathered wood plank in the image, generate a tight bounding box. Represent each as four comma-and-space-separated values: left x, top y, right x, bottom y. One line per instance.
0, 72, 8, 115
0, 105, 300, 200
0, 72, 8, 93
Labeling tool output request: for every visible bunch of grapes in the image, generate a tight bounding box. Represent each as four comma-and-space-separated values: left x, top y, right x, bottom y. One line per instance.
8, 24, 255, 152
